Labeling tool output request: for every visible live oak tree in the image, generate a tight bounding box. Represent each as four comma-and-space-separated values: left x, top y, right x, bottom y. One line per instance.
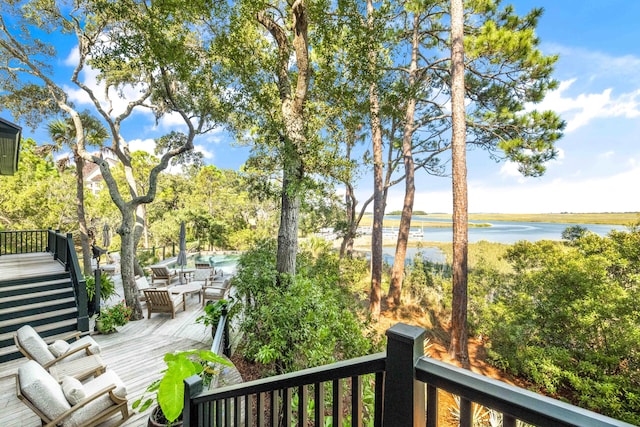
46, 112, 109, 275
212, 0, 343, 281
0, 0, 227, 319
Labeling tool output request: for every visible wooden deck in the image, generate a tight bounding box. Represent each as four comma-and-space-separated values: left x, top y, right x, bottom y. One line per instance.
0, 273, 243, 427
0, 252, 66, 280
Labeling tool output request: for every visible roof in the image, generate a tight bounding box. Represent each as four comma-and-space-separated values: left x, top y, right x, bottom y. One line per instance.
0, 118, 21, 176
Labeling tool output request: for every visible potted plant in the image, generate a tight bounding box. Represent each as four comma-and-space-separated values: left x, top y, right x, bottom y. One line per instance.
195, 298, 236, 338
133, 349, 231, 426
95, 301, 132, 334
85, 272, 117, 316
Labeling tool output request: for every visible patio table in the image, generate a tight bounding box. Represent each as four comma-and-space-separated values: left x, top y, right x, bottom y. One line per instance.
170, 282, 202, 303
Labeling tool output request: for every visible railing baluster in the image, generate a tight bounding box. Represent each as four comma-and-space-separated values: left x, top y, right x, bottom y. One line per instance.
426, 384, 438, 427
283, 388, 292, 427
332, 379, 343, 427
503, 413, 517, 427
297, 385, 307, 427
459, 396, 472, 427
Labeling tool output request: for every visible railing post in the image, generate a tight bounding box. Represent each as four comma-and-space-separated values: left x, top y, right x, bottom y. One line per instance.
94, 268, 102, 316
382, 323, 426, 427
183, 374, 203, 427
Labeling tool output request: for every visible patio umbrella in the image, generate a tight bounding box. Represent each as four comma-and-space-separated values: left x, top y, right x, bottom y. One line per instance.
176, 221, 187, 283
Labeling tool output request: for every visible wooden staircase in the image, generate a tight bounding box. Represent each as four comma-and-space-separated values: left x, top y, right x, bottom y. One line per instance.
0, 267, 80, 363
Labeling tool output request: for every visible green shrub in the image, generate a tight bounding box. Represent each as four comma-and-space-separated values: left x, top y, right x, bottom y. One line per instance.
85, 272, 117, 301
480, 233, 640, 424
233, 239, 380, 374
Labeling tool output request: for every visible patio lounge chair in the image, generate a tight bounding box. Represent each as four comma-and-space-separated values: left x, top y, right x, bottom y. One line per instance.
142, 288, 186, 319
150, 265, 178, 286
16, 360, 129, 427
135, 275, 153, 302
14, 325, 105, 381
202, 278, 231, 307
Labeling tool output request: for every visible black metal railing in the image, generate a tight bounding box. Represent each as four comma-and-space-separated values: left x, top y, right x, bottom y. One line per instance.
184, 353, 386, 427
211, 309, 231, 358
183, 323, 634, 427
0, 228, 89, 333
0, 229, 49, 255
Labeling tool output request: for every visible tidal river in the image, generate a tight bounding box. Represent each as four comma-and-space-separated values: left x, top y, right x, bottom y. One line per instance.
380, 218, 624, 264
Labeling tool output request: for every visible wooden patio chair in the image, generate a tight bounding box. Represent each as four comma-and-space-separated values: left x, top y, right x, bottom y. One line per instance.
202, 278, 231, 307
142, 288, 186, 319
150, 265, 178, 286
16, 360, 129, 427
13, 325, 105, 381
135, 275, 154, 302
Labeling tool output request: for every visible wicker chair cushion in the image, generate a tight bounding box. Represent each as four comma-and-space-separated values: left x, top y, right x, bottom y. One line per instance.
63, 370, 127, 427
61, 376, 85, 405
48, 340, 71, 357
17, 325, 55, 365
19, 360, 70, 420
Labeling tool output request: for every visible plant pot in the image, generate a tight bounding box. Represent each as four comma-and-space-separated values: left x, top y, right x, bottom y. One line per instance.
95, 319, 116, 334
148, 405, 183, 427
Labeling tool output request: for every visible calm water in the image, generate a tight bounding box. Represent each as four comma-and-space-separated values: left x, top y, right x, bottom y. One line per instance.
381, 216, 625, 264
166, 252, 240, 275
413, 219, 623, 244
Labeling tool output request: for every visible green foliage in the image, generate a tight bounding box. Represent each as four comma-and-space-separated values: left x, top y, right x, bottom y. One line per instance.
195, 298, 237, 329
96, 301, 132, 333
561, 225, 589, 242
233, 239, 380, 374
85, 272, 117, 302
481, 231, 640, 424
133, 349, 232, 424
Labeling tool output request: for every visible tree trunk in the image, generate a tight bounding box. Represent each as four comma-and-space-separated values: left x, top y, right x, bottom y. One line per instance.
133, 203, 146, 277
74, 155, 93, 275
276, 147, 301, 278
339, 183, 356, 259
118, 210, 144, 321
367, 0, 384, 320
449, 0, 470, 367
387, 13, 420, 308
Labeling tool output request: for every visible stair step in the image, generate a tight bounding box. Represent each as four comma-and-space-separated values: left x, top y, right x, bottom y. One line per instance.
0, 320, 80, 363
0, 287, 74, 310
0, 296, 77, 322
0, 278, 73, 298
0, 307, 79, 331
0, 272, 71, 287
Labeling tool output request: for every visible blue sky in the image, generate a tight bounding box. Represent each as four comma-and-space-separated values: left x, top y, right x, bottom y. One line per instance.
9, 0, 640, 214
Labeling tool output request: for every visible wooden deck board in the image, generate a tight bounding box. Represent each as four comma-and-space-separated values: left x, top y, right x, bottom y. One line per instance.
0, 274, 238, 427
0, 252, 66, 280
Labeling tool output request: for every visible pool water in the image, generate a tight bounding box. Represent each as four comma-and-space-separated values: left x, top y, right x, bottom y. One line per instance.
166, 252, 240, 275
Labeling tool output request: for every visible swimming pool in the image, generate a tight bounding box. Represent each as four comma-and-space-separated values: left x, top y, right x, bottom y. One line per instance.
165, 252, 241, 275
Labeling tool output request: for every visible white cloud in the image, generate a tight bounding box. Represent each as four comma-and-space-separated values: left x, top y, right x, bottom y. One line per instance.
194, 144, 214, 160
534, 80, 640, 132
128, 138, 156, 155
468, 165, 640, 214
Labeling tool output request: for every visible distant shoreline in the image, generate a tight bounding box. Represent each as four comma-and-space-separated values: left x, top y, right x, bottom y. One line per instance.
359, 212, 638, 227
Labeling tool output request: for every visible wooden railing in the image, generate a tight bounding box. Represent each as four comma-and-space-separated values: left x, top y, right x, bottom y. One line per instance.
183, 323, 634, 427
